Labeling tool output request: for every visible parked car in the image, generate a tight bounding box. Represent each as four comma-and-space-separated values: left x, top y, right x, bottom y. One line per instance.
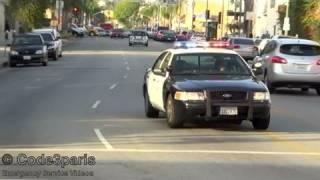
227, 37, 257, 61
33, 28, 63, 60
123, 30, 132, 38
88, 27, 107, 36
9, 33, 49, 67
100, 23, 113, 31
155, 30, 176, 42
129, 30, 148, 47
176, 31, 189, 41
110, 29, 124, 38
252, 38, 320, 95
70, 24, 85, 37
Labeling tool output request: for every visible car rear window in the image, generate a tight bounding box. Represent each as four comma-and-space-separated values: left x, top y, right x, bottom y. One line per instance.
233, 39, 254, 45
132, 31, 146, 36
280, 44, 320, 56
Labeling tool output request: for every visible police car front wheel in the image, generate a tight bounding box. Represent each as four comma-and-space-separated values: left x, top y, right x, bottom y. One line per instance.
166, 95, 186, 128
144, 90, 159, 118
252, 114, 270, 130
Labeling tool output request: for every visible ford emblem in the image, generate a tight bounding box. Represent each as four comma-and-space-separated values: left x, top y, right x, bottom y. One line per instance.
222, 94, 232, 98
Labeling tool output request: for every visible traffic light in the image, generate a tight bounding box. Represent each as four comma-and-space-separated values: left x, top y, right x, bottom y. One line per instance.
72, 7, 80, 16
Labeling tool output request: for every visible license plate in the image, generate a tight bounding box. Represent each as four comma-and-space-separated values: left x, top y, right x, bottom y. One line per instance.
295, 64, 308, 70
219, 107, 238, 116
136, 36, 142, 39
23, 56, 31, 60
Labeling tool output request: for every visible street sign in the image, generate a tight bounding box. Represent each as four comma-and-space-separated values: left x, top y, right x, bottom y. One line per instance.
283, 17, 290, 31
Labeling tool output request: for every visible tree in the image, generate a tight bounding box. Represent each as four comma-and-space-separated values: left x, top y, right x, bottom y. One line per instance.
114, 0, 140, 28
8, 0, 51, 30
302, 0, 320, 41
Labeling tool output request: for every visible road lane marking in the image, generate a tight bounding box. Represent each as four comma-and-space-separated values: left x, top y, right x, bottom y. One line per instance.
123, 75, 128, 79
0, 148, 320, 156
109, 83, 117, 90
265, 132, 320, 159
91, 100, 101, 109
94, 129, 114, 150
124, 62, 128, 65
63, 51, 159, 56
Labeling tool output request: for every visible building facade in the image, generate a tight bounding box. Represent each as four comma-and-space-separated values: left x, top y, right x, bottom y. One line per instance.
0, 0, 6, 45
253, 0, 289, 37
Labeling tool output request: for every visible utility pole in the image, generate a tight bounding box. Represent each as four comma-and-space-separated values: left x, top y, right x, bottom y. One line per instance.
205, 0, 209, 41
284, 0, 290, 36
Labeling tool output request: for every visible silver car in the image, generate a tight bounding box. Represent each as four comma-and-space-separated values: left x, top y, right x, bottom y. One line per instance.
228, 37, 256, 61
252, 38, 320, 95
129, 30, 148, 47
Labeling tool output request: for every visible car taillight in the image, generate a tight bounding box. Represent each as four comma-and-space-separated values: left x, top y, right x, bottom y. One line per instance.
317, 59, 320, 65
270, 56, 287, 64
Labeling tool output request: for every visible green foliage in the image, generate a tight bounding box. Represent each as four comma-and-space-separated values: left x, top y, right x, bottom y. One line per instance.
114, 0, 141, 27
8, 0, 50, 29
302, 0, 320, 41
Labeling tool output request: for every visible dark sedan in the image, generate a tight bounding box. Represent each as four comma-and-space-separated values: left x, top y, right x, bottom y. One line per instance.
9, 34, 49, 67
110, 29, 124, 38
155, 30, 176, 42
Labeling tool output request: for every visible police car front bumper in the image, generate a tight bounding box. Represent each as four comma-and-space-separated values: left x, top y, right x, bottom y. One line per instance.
174, 98, 270, 121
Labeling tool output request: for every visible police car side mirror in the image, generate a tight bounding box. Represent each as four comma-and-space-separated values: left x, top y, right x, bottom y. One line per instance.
146, 68, 152, 73
165, 66, 173, 74
252, 62, 263, 76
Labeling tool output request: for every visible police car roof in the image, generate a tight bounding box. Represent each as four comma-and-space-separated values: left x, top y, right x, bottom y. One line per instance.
167, 48, 238, 55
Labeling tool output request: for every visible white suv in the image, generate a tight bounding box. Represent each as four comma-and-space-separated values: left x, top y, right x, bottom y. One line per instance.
129, 30, 148, 47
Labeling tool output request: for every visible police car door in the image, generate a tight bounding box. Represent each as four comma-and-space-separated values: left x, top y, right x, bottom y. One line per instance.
147, 52, 168, 108
154, 52, 172, 111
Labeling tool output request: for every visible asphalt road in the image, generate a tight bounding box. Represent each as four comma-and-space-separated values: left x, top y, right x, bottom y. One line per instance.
0, 36, 319, 180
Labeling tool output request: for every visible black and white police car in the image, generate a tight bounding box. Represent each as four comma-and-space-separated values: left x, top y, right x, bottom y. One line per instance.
143, 42, 271, 129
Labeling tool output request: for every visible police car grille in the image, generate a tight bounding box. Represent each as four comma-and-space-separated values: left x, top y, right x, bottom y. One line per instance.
210, 91, 248, 102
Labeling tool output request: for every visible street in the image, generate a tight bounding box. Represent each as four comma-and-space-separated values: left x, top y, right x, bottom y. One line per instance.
0, 37, 320, 180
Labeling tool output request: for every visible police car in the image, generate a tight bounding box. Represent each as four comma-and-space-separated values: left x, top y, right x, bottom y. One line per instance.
143, 42, 271, 129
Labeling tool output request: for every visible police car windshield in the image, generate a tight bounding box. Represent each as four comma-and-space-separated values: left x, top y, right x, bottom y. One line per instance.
172, 53, 251, 75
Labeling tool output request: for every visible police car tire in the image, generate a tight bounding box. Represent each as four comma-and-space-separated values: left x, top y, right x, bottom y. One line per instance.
144, 91, 159, 118
316, 88, 320, 96
252, 114, 270, 130
53, 52, 58, 61
9, 62, 16, 67
166, 95, 185, 128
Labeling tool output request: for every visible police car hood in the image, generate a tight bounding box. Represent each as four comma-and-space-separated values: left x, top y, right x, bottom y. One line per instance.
172, 75, 266, 92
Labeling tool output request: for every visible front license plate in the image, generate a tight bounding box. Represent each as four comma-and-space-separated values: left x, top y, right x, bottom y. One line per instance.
23, 56, 31, 60
219, 107, 238, 116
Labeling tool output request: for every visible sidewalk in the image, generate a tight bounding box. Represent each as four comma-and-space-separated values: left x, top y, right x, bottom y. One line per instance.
0, 47, 8, 68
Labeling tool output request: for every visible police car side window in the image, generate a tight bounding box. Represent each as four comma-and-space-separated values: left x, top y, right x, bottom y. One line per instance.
153, 52, 168, 72
160, 52, 172, 71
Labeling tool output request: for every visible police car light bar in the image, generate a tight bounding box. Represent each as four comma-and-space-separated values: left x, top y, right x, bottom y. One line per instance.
173, 41, 197, 49
173, 41, 230, 49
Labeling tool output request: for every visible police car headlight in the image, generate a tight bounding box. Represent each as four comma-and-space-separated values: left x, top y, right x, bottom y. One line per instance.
10, 50, 19, 55
174, 91, 205, 101
35, 50, 43, 54
253, 92, 270, 101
